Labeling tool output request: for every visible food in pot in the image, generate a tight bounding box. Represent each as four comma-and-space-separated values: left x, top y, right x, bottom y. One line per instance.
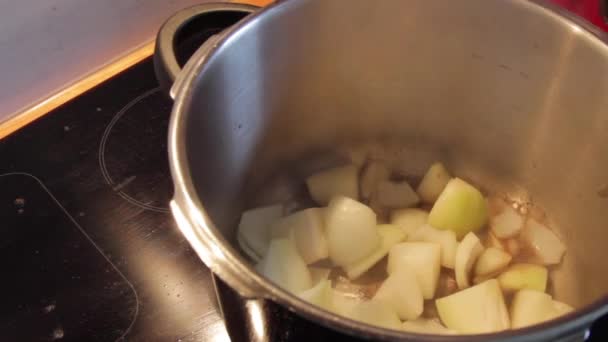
510, 289, 573, 328
390, 208, 428, 236
497, 263, 549, 293
435, 279, 510, 333
360, 161, 391, 200
408, 224, 458, 269
324, 196, 380, 267
299, 278, 332, 310
346, 299, 402, 330
387, 242, 441, 299
428, 178, 488, 239
255, 238, 312, 293
454, 232, 484, 289
474, 247, 512, 277
269, 208, 328, 264
343, 225, 404, 279
236, 204, 282, 262
490, 204, 524, 239
520, 218, 566, 265
305, 164, 359, 205
416, 162, 451, 204
374, 264, 424, 321
236, 159, 571, 334
374, 180, 420, 209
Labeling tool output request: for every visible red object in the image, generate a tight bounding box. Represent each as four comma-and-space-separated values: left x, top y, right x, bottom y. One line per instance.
551, 0, 608, 32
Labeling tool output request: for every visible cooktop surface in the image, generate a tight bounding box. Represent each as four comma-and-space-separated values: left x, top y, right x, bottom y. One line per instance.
0, 60, 228, 342
1, 56, 607, 342
1, 1, 608, 338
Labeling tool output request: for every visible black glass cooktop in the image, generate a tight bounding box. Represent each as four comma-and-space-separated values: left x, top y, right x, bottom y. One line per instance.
0, 60, 228, 341
1, 14, 608, 340
1, 56, 607, 342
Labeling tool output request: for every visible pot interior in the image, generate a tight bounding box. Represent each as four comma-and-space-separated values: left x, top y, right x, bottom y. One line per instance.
178, 0, 608, 321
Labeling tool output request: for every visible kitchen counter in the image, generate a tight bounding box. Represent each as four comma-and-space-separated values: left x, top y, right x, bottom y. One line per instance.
0, 0, 271, 140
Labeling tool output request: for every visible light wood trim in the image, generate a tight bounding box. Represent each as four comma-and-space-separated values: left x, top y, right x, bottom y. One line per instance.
0, 41, 155, 140
238, 0, 273, 5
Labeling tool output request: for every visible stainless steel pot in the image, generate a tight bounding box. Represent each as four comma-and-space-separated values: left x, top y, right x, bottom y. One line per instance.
155, 1, 608, 340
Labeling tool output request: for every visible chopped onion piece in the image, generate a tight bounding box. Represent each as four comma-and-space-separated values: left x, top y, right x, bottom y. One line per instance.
237, 204, 283, 258
347, 300, 402, 330
325, 196, 380, 267
550, 300, 574, 319
375, 180, 420, 209
436, 279, 510, 333
486, 232, 506, 251
491, 205, 524, 238
269, 208, 328, 264
299, 279, 332, 311
409, 224, 458, 269
237, 233, 262, 263
510, 290, 573, 328
330, 290, 362, 317
454, 232, 484, 289
387, 242, 441, 299
390, 208, 429, 236
344, 225, 406, 279
552, 300, 574, 315
473, 273, 497, 285
360, 161, 391, 200
497, 263, 548, 293
520, 219, 566, 265
374, 265, 424, 320
510, 289, 553, 328
256, 239, 312, 293
306, 164, 359, 205
428, 178, 488, 239
475, 247, 512, 276
417, 162, 451, 203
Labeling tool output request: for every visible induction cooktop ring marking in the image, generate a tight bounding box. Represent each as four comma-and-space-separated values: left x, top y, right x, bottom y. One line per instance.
98, 87, 170, 213
0, 172, 141, 341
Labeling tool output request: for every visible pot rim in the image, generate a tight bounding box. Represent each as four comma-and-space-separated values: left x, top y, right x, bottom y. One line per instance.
168, 0, 608, 340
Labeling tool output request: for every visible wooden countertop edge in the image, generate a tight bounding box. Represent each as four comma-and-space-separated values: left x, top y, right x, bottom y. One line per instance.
0, 41, 155, 140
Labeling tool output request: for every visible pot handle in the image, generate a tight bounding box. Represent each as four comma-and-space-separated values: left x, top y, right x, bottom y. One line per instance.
153, 3, 259, 96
